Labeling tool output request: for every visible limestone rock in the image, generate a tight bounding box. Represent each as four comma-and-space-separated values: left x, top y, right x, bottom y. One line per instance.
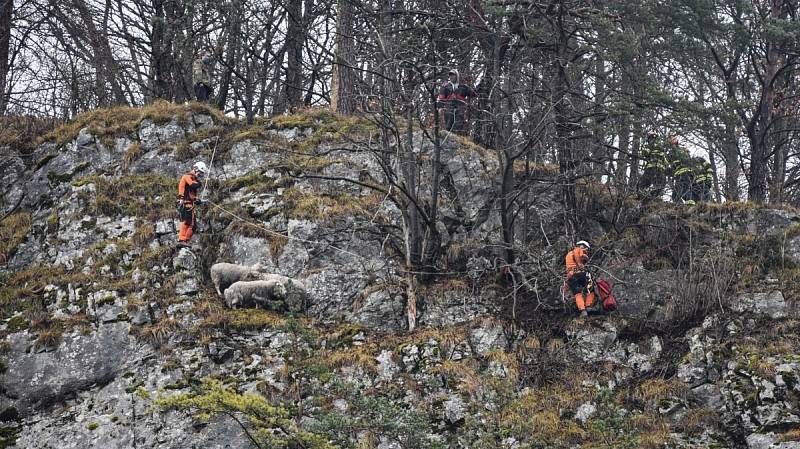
173, 248, 197, 271
2, 323, 134, 415
732, 291, 789, 319
575, 402, 597, 424
443, 395, 466, 424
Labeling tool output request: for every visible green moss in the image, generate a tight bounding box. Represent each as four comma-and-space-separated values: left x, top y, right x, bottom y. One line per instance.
87, 423, 99, 431
0, 425, 20, 449
95, 294, 118, 307
157, 379, 337, 449
6, 315, 28, 332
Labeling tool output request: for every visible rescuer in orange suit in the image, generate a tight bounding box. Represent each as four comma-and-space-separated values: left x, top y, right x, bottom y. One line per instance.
565, 240, 595, 318
176, 161, 207, 247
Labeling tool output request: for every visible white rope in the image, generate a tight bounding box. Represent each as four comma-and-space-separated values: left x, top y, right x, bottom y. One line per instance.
202, 138, 219, 196
206, 199, 366, 262
205, 199, 473, 277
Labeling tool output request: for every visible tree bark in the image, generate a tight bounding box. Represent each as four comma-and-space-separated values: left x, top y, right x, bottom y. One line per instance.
331, 0, 356, 115
283, 0, 305, 112
0, 0, 12, 114
748, 0, 785, 203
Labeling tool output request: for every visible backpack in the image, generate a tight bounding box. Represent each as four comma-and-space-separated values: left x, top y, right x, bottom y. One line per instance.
594, 278, 617, 312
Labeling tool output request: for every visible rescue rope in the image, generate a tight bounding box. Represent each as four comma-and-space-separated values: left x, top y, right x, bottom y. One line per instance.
203, 198, 470, 277
202, 138, 219, 196
205, 199, 366, 261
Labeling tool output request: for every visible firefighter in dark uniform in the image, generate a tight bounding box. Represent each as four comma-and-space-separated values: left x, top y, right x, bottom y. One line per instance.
668, 137, 694, 203
691, 157, 714, 202
638, 131, 669, 200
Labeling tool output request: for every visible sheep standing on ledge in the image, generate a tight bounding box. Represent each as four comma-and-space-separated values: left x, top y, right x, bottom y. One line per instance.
210, 262, 264, 297
224, 279, 287, 310
260, 273, 308, 312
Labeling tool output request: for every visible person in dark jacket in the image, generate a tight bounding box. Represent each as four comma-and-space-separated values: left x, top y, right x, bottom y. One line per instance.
436, 69, 475, 133
690, 157, 714, 202
193, 51, 214, 102
638, 132, 669, 201
667, 137, 694, 203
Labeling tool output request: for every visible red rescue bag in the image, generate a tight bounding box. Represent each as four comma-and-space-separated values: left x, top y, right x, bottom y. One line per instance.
595, 278, 617, 312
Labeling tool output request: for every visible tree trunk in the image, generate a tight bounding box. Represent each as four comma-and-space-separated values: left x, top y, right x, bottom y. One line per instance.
150, 0, 171, 100
0, 0, 12, 114
615, 116, 630, 186
402, 107, 420, 332
283, 0, 304, 111
216, 12, 242, 111
721, 121, 740, 201
331, 0, 357, 115
749, 0, 785, 203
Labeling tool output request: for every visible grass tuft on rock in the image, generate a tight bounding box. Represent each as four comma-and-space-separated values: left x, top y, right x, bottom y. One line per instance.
0, 212, 31, 264
75, 174, 175, 220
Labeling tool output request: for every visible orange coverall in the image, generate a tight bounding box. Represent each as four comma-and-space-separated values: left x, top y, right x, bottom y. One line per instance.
565, 246, 595, 311
177, 172, 201, 242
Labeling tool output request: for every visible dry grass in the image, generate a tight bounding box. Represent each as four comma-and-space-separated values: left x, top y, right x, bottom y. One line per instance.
0, 115, 61, 154
500, 389, 587, 446
280, 187, 383, 221
122, 142, 142, 172
34, 325, 63, 350
131, 223, 156, 248
75, 174, 175, 220
195, 308, 288, 332
0, 212, 31, 265
430, 359, 482, 394
267, 107, 340, 130
779, 428, 800, 442
632, 378, 689, 408
137, 318, 180, 347
676, 408, 720, 436
322, 344, 380, 373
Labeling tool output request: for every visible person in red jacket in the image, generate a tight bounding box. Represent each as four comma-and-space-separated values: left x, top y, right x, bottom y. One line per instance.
437, 69, 475, 134
565, 240, 595, 318
176, 161, 207, 247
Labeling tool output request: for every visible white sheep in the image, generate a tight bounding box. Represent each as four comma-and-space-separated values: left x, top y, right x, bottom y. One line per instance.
259, 273, 307, 312
224, 279, 287, 310
210, 262, 264, 297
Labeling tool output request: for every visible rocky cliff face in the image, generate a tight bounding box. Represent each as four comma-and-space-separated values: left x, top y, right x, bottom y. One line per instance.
1, 103, 800, 448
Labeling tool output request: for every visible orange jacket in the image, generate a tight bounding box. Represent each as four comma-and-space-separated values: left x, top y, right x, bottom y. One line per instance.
565, 247, 588, 277
178, 173, 201, 204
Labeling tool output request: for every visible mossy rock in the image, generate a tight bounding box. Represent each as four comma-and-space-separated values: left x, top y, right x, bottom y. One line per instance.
41, 101, 227, 147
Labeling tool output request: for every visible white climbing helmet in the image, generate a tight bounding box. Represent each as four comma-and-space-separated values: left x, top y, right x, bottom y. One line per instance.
192, 161, 208, 174
576, 240, 590, 249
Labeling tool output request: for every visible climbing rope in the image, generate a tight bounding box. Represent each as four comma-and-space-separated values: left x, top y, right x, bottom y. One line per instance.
202, 138, 219, 196
205, 199, 366, 262
203, 198, 473, 277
